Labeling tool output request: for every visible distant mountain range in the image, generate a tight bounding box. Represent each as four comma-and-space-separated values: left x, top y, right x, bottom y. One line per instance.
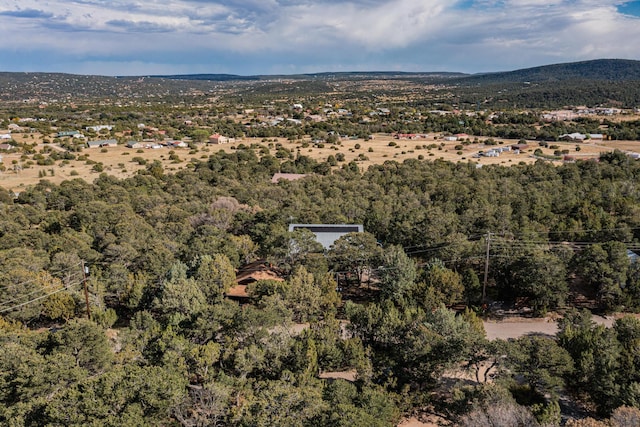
1, 59, 639, 105
148, 59, 640, 83
456, 59, 640, 84
149, 71, 468, 81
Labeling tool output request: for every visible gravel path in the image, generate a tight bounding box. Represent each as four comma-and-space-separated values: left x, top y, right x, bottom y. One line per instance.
483, 315, 615, 340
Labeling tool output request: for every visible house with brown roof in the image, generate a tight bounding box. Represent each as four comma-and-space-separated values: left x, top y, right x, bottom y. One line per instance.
226, 260, 285, 300
209, 134, 235, 144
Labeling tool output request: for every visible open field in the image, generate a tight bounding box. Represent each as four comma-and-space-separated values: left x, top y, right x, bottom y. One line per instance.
1, 130, 639, 193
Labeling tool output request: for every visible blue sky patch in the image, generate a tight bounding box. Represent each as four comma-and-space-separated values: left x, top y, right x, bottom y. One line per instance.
618, 1, 640, 17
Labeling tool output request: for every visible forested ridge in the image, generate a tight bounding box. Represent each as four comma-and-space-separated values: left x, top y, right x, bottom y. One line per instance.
4, 59, 640, 109
2, 149, 640, 425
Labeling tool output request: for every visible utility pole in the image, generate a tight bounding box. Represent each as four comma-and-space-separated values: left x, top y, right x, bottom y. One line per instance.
482, 232, 491, 303
81, 261, 91, 320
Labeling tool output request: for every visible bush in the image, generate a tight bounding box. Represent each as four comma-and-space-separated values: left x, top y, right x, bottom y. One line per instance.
132, 157, 147, 165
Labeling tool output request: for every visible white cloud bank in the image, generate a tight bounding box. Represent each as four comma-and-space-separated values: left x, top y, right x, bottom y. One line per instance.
0, 0, 638, 75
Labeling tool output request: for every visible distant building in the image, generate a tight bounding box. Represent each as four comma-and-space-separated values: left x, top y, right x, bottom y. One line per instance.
126, 140, 142, 149
209, 134, 235, 144
166, 140, 188, 148
288, 224, 364, 249
56, 130, 82, 138
226, 260, 285, 300
560, 133, 586, 141
86, 139, 117, 148
85, 125, 113, 132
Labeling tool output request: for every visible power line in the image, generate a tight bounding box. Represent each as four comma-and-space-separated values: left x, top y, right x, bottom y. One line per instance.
0, 279, 83, 315
0, 261, 83, 294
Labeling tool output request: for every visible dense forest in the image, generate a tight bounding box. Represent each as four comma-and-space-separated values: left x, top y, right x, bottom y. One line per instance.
1, 145, 640, 425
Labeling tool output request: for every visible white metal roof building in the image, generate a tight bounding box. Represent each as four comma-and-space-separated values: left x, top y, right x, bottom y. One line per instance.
288, 224, 364, 249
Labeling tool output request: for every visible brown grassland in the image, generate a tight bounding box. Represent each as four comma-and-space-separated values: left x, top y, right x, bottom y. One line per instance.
1, 130, 639, 193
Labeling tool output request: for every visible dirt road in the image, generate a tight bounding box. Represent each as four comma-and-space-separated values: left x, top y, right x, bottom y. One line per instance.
483, 315, 615, 340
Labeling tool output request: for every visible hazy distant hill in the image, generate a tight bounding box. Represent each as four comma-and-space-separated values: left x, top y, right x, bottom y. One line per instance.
459, 59, 640, 84
151, 71, 468, 82
149, 73, 259, 81
1, 59, 639, 105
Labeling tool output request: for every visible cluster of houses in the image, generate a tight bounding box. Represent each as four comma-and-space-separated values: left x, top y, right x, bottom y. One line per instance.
473, 145, 521, 158
394, 133, 430, 140
542, 108, 623, 121
53, 125, 236, 149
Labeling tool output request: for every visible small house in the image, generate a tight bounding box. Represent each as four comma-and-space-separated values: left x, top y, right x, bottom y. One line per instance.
167, 140, 188, 148
227, 260, 285, 300
87, 139, 117, 148
559, 133, 586, 141
209, 134, 235, 144
126, 141, 142, 149
56, 130, 82, 138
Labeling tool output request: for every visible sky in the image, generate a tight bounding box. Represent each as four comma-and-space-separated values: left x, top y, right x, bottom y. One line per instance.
0, 0, 639, 77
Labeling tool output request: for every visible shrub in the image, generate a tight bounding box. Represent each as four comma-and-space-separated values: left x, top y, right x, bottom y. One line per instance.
132, 157, 147, 165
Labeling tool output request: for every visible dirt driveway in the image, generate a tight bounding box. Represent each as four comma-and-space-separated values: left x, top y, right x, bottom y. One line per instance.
483, 315, 615, 340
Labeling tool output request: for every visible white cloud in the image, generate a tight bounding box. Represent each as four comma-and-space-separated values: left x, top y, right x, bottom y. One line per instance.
0, 0, 638, 74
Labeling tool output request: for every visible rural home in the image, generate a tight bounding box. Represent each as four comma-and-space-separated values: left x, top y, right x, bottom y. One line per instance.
87, 139, 118, 148
56, 130, 83, 138
227, 260, 285, 300
126, 141, 142, 149
288, 224, 364, 249
560, 133, 586, 141
166, 140, 188, 148
209, 134, 235, 144
395, 133, 426, 140
0, 134, 11, 140
85, 125, 113, 132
